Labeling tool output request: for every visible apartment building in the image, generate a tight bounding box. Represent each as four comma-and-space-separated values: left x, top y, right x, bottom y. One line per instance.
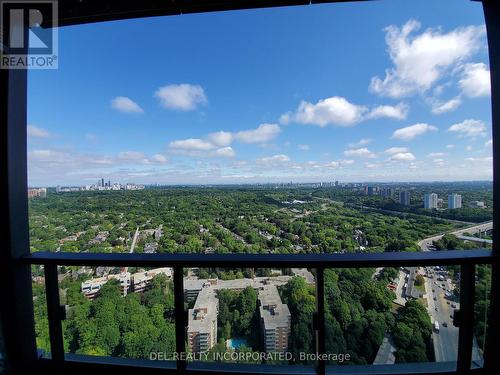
131, 267, 173, 293
258, 285, 291, 353
81, 272, 131, 299
187, 287, 218, 353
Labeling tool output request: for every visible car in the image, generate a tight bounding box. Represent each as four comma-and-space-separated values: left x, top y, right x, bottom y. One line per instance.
443, 322, 448, 327
435, 307, 438, 311
450, 314, 454, 319
434, 297, 437, 301
452, 303, 457, 308
432, 289, 435, 292
447, 301, 450, 304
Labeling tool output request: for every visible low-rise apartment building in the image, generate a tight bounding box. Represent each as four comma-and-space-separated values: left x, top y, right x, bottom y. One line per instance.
81, 272, 131, 299
131, 267, 173, 293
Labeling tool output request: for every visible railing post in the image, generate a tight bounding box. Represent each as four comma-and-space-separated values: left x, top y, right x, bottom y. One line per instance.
482, 1, 500, 373
173, 266, 186, 371
44, 264, 64, 362
457, 264, 475, 374
315, 268, 325, 375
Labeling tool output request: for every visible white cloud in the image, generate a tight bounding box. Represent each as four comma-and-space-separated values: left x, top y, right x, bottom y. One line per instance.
466, 156, 493, 162
466, 145, 473, 151
168, 138, 235, 158
152, 154, 168, 163
29, 149, 70, 162
111, 96, 144, 114
392, 123, 438, 141
370, 19, 485, 98
213, 147, 235, 158
433, 158, 446, 167
365, 162, 383, 169
349, 138, 372, 148
118, 151, 147, 161
446, 144, 455, 149
169, 138, 215, 151
427, 152, 446, 158
281, 96, 367, 127
234, 123, 281, 144
390, 152, 416, 161
385, 147, 409, 154
298, 144, 310, 150
207, 131, 233, 147
459, 63, 491, 97
485, 139, 492, 147
323, 159, 355, 169
27, 125, 50, 138
256, 154, 290, 165
343, 148, 376, 158
154, 84, 207, 111
448, 119, 487, 138
431, 97, 462, 114
366, 102, 409, 120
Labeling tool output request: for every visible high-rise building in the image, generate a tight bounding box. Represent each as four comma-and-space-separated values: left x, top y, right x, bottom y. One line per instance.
399, 190, 410, 205
424, 193, 438, 209
448, 194, 462, 209
381, 188, 393, 198
367, 186, 379, 196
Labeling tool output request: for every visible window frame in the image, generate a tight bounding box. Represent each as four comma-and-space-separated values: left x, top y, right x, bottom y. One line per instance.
1, 1, 499, 374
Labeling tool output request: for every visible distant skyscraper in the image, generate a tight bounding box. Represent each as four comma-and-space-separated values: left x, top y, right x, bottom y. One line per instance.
424, 193, 438, 209
448, 194, 462, 209
381, 188, 393, 198
101, 178, 105, 187
399, 190, 410, 205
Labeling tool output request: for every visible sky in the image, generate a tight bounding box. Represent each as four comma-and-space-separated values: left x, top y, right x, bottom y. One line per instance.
27, 0, 493, 186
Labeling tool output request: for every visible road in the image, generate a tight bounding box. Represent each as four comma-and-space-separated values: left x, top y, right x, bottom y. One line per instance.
423, 266, 459, 362
417, 222, 492, 362
418, 221, 493, 251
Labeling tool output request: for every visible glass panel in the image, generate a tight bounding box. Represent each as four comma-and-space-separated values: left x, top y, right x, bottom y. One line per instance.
32, 265, 51, 358
325, 265, 459, 370
51, 265, 176, 363
184, 267, 315, 367
472, 264, 492, 368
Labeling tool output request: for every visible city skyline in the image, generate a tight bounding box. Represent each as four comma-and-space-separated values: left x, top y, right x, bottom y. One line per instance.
27, 0, 492, 186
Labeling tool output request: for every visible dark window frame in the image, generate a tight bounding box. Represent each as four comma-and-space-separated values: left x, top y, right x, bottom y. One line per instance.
1, 1, 499, 374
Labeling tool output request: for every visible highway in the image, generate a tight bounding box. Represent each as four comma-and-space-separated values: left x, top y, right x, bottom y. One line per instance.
418, 221, 492, 251
417, 221, 492, 362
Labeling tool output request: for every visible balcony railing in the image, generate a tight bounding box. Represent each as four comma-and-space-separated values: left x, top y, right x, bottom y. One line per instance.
21, 249, 496, 375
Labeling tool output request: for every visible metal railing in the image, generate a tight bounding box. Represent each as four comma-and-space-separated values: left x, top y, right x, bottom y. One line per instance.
22, 249, 496, 375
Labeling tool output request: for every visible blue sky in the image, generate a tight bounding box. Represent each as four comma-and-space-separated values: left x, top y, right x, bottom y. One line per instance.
27, 0, 492, 186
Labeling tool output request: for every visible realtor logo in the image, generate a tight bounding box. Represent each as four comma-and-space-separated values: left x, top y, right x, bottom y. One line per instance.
1, 0, 58, 69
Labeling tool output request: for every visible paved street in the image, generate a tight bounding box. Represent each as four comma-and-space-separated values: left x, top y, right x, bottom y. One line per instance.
423, 267, 459, 362
417, 222, 492, 361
